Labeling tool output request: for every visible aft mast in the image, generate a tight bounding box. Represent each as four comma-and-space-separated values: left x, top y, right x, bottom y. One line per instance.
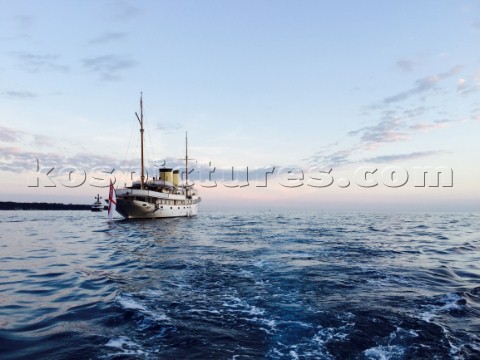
135, 93, 145, 190
185, 131, 188, 187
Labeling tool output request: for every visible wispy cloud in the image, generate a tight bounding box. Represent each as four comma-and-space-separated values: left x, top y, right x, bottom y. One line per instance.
88, 32, 128, 45
67, 153, 119, 169
396, 59, 421, 72
401, 106, 429, 119
33, 134, 53, 147
409, 119, 456, 132
349, 114, 409, 149
456, 77, 479, 96
112, 0, 142, 21
305, 64, 468, 168
0, 125, 54, 148
0, 126, 24, 143
156, 122, 183, 133
471, 107, 480, 121
82, 54, 136, 81
10, 51, 70, 73
0, 145, 119, 173
14, 15, 34, 31
382, 65, 463, 104
307, 147, 359, 168
3, 90, 37, 99
363, 151, 444, 163
0, 146, 63, 172
0, 15, 33, 40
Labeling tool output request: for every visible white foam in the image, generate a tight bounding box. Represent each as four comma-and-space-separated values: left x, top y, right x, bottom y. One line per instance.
289, 350, 299, 359
419, 292, 465, 322
239, 269, 254, 277
117, 296, 146, 311
188, 308, 221, 315
116, 293, 170, 322
105, 336, 144, 355
253, 259, 266, 268
140, 289, 164, 297
222, 295, 266, 316
247, 305, 265, 316
148, 312, 170, 322
363, 344, 405, 359
222, 295, 243, 308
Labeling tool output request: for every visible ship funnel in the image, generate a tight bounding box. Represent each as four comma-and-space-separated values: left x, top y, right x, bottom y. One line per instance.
159, 168, 173, 183
173, 170, 180, 186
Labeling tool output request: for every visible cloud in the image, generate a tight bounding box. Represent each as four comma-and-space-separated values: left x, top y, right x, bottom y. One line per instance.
396, 59, 421, 72
308, 148, 358, 167
305, 64, 470, 172
349, 115, 409, 149
14, 15, 34, 30
88, 32, 128, 45
67, 153, 119, 169
363, 151, 444, 163
306, 105, 455, 167
471, 107, 480, 121
409, 119, 454, 132
156, 122, 183, 133
3, 91, 37, 99
0, 126, 24, 143
402, 106, 429, 119
33, 134, 53, 147
112, 0, 142, 21
0, 125, 57, 147
0, 146, 64, 172
0, 145, 119, 173
10, 51, 69, 73
82, 54, 137, 81
457, 78, 467, 90
456, 77, 479, 96
382, 65, 463, 104
0, 15, 33, 40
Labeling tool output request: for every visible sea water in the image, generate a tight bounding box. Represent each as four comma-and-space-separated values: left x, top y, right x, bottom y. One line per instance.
0, 210, 479, 359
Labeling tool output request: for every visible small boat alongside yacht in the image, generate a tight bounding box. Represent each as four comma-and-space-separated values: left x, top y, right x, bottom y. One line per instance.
91, 194, 103, 212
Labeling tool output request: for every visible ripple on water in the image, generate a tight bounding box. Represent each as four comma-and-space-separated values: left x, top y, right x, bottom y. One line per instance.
0, 210, 480, 359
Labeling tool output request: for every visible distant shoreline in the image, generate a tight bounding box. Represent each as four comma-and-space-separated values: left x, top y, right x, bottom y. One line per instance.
0, 201, 95, 211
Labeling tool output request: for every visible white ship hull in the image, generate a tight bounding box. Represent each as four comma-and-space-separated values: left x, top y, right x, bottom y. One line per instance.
115, 188, 200, 219
91, 204, 103, 212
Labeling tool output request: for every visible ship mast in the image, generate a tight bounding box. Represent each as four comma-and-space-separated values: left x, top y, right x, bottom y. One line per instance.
185, 131, 188, 187
135, 92, 145, 190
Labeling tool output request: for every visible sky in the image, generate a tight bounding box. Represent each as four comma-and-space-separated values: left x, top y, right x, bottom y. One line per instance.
0, 0, 479, 211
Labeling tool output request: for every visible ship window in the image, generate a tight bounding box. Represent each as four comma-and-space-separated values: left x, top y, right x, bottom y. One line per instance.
170, 207, 172, 209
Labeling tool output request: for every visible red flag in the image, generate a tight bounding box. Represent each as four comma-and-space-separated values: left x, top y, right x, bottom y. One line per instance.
108, 179, 116, 220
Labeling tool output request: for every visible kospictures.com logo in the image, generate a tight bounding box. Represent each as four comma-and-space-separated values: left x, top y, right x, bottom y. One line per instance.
27, 159, 453, 189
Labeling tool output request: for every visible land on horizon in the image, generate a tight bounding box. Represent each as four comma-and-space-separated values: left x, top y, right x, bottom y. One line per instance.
0, 201, 98, 211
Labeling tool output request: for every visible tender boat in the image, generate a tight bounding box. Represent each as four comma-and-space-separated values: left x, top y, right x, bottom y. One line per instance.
91, 194, 103, 212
